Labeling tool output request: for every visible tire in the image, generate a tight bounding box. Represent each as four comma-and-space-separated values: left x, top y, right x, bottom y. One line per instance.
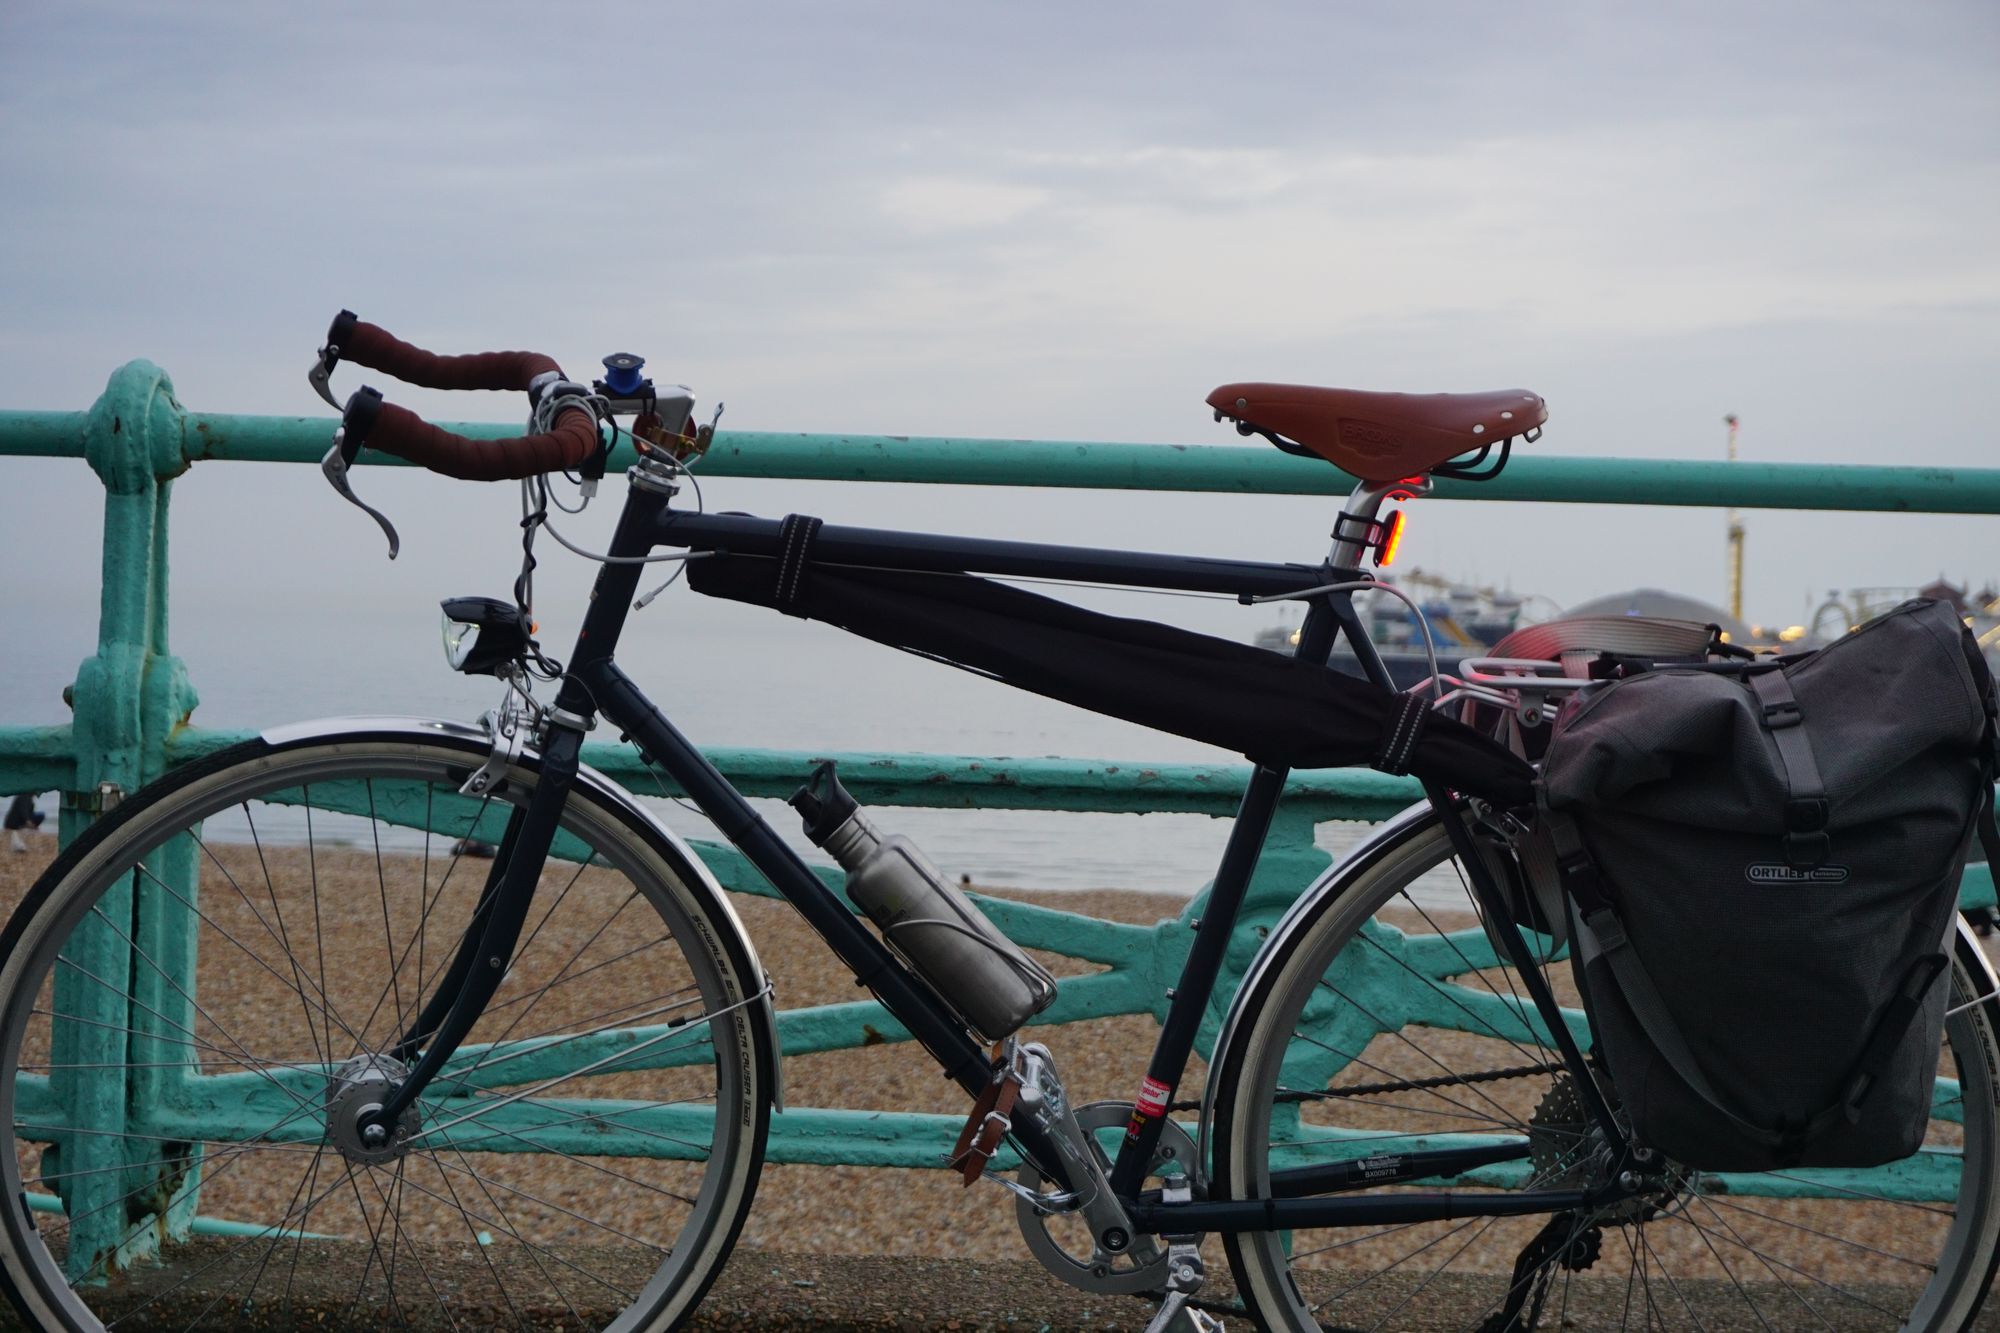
0, 730, 772, 1332
1211, 807, 2000, 1331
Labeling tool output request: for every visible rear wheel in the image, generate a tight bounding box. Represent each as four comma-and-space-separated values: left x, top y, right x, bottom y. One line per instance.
0, 731, 771, 1331
1212, 808, 2000, 1331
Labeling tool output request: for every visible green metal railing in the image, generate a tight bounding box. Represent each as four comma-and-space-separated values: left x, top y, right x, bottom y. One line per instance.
3, 360, 1997, 1276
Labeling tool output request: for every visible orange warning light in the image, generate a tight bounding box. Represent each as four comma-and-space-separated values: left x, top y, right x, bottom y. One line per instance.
1375, 510, 1405, 567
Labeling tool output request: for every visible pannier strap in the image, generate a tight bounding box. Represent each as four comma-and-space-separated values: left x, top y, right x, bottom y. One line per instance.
1546, 807, 1946, 1165
774, 513, 825, 617
1748, 668, 1830, 870
1373, 692, 1429, 776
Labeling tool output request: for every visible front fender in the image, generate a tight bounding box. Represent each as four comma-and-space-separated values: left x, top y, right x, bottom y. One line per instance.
260, 714, 784, 1110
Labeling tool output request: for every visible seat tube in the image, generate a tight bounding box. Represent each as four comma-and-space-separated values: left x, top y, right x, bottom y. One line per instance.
1108, 594, 1345, 1197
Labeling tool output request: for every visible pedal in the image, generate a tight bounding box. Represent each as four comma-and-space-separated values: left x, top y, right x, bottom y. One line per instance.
945, 1041, 1025, 1186
1145, 1290, 1223, 1333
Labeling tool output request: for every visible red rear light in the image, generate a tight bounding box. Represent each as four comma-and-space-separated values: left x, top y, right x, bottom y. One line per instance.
1375, 510, 1405, 568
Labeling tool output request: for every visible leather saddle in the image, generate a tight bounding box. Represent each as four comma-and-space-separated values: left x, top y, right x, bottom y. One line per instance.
1209, 382, 1547, 482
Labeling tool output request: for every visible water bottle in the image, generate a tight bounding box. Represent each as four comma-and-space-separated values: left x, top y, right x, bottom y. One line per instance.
789, 762, 1057, 1043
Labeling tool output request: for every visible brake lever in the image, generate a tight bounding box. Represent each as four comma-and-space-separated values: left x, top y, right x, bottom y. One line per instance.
321, 434, 401, 559
308, 310, 359, 410
308, 354, 341, 410
320, 386, 400, 559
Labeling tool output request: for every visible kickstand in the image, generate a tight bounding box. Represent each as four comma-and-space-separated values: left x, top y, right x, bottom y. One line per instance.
1141, 1176, 1223, 1333
1478, 1212, 1596, 1333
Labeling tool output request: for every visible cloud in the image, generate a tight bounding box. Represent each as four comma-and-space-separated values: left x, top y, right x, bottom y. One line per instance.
881, 176, 1051, 232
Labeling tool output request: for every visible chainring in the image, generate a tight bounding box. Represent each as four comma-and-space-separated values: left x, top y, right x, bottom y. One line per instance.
1015, 1100, 1198, 1295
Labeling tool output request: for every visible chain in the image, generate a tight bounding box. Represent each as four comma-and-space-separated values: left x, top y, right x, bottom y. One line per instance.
1167, 1060, 1566, 1113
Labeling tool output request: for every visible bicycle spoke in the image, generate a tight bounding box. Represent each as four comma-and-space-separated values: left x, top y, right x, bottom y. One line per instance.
1402, 875, 1555, 1070
1664, 1199, 1779, 1333
364, 779, 408, 1046
1294, 1002, 1533, 1136
97, 1155, 358, 1328
1357, 1216, 1501, 1333
392, 1170, 635, 1304
4, 737, 762, 1331
241, 804, 333, 1075
1218, 813, 2000, 1331
342, 786, 500, 1061
432, 1151, 668, 1254
174, 829, 367, 1054
1678, 1189, 1839, 1330
442, 985, 705, 1086
1634, 1222, 1711, 1333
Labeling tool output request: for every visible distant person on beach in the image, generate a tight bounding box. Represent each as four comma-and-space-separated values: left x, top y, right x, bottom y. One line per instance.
5, 794, 45, 853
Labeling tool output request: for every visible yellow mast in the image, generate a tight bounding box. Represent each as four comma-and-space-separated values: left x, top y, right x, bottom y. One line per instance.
1725, 414, 1744, 622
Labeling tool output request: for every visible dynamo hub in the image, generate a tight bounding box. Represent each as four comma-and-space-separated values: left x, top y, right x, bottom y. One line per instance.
323, 1053, 423, 1167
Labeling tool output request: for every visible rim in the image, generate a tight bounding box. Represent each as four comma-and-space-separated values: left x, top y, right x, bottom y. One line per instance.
1220, 816, 2000, 1331
0, 740, 760, 1331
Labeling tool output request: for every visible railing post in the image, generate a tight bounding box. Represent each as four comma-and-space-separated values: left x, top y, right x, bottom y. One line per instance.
46, 361, 204, 1276
65, 359, 199, 832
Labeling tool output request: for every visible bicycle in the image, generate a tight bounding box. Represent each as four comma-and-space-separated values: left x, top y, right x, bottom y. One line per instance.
1, 314, 1995, 1332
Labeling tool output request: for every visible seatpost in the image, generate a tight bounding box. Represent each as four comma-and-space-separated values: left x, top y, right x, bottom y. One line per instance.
1327, 477, 1429, 571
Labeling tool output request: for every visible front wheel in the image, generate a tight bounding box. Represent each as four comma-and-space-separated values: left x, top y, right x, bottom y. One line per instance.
0, 730, 772, 1331
1211, 808, 2000, 1331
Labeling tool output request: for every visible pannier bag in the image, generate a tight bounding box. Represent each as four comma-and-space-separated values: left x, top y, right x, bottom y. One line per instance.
1538, 598, 2000, 1171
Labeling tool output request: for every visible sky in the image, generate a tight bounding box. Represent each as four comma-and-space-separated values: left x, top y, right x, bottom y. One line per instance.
2, 1, 1998, 736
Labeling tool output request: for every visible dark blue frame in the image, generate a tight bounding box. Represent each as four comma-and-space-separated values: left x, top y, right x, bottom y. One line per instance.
373, 480, 1621, 1236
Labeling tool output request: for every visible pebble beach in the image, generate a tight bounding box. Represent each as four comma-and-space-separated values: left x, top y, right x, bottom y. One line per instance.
1, 825, 1992, 1328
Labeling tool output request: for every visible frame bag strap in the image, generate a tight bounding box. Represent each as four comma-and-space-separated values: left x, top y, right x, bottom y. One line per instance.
1372, 692, 1430, 776
773, 513, 825, 617
1748, 667, 1831, 870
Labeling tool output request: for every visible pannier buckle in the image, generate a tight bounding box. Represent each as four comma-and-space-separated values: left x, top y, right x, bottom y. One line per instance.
1785, 797, 1829, 832
1783, 830, 1831, 871
1761, 699, 1804, 730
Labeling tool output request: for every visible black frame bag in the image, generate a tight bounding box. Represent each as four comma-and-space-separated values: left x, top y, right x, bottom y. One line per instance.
1538, 598, 2000, 1171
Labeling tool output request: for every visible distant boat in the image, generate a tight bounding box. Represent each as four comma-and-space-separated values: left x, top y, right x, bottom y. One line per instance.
1255, 570, 1549, 691
1812, 578, 2000, 669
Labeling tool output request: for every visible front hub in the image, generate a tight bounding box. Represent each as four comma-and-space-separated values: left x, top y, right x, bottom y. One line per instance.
324, 1053, 423, 1167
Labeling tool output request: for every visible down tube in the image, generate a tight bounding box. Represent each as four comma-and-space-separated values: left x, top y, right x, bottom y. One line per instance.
575, 660, 997, 1086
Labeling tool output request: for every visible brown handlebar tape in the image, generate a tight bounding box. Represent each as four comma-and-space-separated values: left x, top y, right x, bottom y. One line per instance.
343, 320, 562, 392
368, 401, 600, 482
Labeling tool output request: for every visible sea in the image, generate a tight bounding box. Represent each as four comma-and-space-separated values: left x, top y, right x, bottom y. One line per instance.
14, 558, 1393, 904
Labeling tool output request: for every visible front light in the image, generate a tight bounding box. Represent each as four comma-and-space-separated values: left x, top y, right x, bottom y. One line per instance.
442, 612, 481, 670
438, 596, 533, 676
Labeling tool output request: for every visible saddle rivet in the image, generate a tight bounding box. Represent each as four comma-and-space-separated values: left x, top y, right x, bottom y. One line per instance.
1500, 410, 1513, 420
1472, 423, 1486, 434
1235, 397, 1247, 411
